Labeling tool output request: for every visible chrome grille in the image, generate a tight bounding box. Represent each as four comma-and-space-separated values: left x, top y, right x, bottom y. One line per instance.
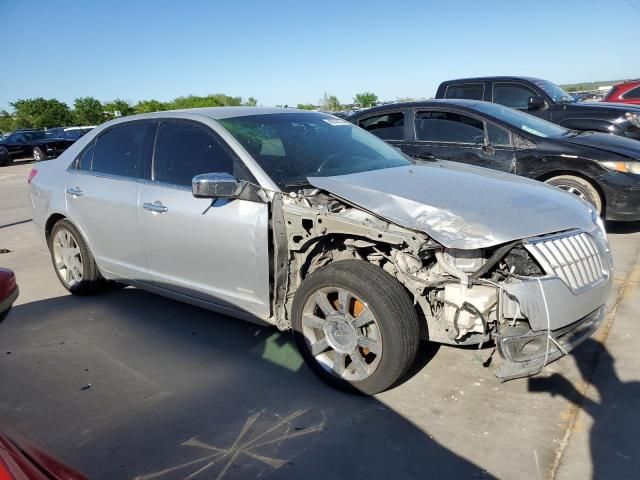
525, 231, 607, 292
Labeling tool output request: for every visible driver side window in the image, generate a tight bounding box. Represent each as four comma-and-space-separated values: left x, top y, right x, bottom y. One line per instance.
414, 111, 485, 143
493, 83, 538, 109
153, 121, 253, 187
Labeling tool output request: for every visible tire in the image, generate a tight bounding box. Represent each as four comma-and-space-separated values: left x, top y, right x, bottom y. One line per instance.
48, 219, 106, 295
292, 259, 420, 395
545, 175, 603, 215
33, 146, 45, 162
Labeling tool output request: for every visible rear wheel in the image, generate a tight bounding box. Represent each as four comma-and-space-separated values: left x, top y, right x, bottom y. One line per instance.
292, 260, 420, 395
48, 219, 106, 295
33, 146, 45, 162
545, 175, 603, 215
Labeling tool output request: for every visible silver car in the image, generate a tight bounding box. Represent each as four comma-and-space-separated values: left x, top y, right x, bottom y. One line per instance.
29, 107, 612, 394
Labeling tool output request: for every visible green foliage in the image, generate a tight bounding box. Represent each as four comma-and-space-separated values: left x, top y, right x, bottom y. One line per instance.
321, 93, 342, 111
170, 94, 243, 110
0, 110, 15, 132
103, 99, 135, 117
354, 92, 378, 108
10, 98, 74, 129
245, 97, 258, 106
134, 99, 169, 113
296, 103, 316, 110
73, 97, 105, 125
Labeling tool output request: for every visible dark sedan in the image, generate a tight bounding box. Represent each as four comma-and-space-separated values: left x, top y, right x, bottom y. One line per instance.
348, 100, 640, 221
0, 129, 75, 165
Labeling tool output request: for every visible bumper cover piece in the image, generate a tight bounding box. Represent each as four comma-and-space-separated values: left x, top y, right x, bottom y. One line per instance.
493, 306, 604, 381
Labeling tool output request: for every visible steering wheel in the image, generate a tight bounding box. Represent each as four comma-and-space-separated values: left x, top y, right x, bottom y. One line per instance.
316, 153, 342, 174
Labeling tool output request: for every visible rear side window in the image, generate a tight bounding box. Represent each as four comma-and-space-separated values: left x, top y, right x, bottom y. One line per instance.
493, 83, 537, 109
153, 121, 241, 187
444, 83, 484, 100
92, 122, 155, 178
414, 111, 484, 143
624, 86, 640, 99
358, 112, 405, 140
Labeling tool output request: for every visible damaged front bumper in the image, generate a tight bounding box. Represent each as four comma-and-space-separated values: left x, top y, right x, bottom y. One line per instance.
493, 306, 604, 381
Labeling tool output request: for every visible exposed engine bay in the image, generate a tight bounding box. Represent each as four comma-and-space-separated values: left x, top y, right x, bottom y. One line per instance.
272, 187, 611, 380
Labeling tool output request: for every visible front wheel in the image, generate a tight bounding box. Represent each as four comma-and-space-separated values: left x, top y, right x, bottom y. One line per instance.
33, 146, 46, 162
292, 260, 420, 395
545, 175, 603, 215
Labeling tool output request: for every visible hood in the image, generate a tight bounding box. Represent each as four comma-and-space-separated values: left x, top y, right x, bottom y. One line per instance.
308, 162, 593, 249
562, 131, 640, 160
570, 101, 640, 113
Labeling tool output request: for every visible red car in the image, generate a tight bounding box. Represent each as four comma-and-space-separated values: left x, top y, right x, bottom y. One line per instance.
0, 430, 87, 480
0, 268, 18, 323
602, 80, 640, 105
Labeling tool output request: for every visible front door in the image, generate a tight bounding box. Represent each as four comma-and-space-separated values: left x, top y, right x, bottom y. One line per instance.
138, 120, 271, 319
402, 109, 516, 173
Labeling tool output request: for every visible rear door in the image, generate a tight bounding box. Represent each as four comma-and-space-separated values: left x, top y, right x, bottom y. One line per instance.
402, 109, 516, 173
65, 121, 156, 280
138, 119, 271, 319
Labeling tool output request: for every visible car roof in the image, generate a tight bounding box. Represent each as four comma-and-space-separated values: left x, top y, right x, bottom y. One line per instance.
440, 76, 545, 84
110, 106, 306, 123
347, 99, 492, 117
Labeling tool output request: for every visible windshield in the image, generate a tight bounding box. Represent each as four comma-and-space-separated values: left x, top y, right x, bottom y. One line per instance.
219, 112, 412, 189
472, 102, 570, 138
533, 80, 575, 103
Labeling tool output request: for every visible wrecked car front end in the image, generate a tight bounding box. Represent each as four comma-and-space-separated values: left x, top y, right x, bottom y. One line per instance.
273, 163, 613, 381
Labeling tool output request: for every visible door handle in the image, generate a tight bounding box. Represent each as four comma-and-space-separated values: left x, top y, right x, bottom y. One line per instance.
143, 202, 168, 214
66, 187, 83, 197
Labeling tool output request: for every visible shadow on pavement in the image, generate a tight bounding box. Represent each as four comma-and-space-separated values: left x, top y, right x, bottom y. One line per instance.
606, 220, 640, 234
528, 338, 640, 479
0, 288, 492, 480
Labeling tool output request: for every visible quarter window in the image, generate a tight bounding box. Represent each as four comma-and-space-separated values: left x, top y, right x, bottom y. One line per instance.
493, 83, 538, 109
414, 111, 485, 143
92, 122, 155, 178
623, 86, 640, 99
153, 121, 240, 187
444, 83, 485, 100
486, 123, 510, 146
75, 142, 95, 171
359, 112, 405, 140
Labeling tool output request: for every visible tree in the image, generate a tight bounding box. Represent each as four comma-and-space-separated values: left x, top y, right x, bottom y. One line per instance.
11, 98, 73, 128
245, 97, 258, 106
103, 99, 135, 118
73, 97, 104, 125
134, 99, 169, 113
321, 93, 342, 111
169, 94, 243, 110
0, 110, 15, 132
296, 103, 316, 110
354, 92, 378, 108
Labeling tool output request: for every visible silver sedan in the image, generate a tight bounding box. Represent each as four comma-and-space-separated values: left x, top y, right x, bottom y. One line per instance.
29, 107, 612, 394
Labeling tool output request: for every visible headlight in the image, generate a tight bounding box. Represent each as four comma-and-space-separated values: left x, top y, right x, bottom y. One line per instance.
626, 112, 640, 128
601, 160, 640, 174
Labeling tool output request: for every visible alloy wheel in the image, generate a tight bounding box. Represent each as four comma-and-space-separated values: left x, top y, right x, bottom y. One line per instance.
301, 287, 383, 382
52, 229, 83, 287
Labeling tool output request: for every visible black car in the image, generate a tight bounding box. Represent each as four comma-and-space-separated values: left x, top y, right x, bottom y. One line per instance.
435, 77, 640, 141
0, 129, 75, 165
348, 99, 640, 221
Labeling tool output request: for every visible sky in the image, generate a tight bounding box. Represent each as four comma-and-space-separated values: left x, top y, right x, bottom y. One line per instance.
1, 0, 639, 110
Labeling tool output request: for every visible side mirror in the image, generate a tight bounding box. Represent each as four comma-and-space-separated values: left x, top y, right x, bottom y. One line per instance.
192, 173, 245, 199
528, 95, 546, 110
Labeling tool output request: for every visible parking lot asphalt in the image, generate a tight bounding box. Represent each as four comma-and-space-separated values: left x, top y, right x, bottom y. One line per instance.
0, 161, 638, 480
